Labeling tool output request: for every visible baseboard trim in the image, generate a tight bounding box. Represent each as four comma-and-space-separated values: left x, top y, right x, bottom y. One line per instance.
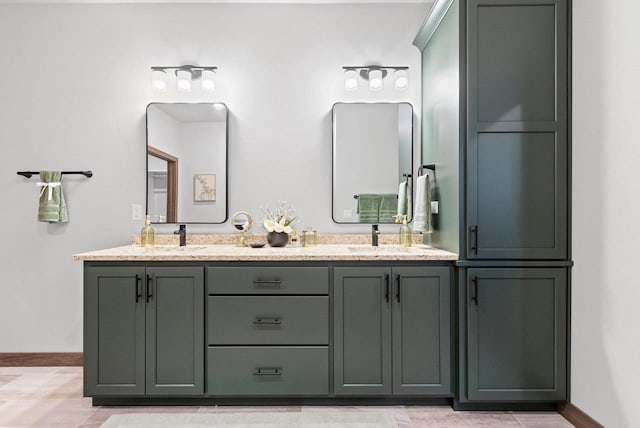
0, 353, 83, 367
559, 402, 604, 428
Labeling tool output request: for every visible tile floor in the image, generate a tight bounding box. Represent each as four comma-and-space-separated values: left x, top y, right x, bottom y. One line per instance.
0, 367, 575, 428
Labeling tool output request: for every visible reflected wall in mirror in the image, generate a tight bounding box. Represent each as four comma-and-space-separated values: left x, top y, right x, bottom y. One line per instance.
146, 103, 228, 224
332, 102, 413, 224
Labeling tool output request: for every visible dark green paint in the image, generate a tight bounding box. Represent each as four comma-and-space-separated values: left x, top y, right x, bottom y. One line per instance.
418, 0, 461, 254
208, 266, 329, 295
207, 347, 329, 396
84, 267, 146, 396
334, 266, 451, 396
208, 296, 329, 345
466, 0, 569, 260
84, 266, 204, 397
333, 267, 392, 396
145, 267, 204, 396
466, 268, 567, 401
392, 267, 451, 395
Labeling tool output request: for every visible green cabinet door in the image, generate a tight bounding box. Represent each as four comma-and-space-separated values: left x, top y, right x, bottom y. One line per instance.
466, 0, 568, 260
392, 266, 451, 395
145, 267, 204, 396
84, 267, 145, 396
466, 268, 567, 401
334, 267, 392, 395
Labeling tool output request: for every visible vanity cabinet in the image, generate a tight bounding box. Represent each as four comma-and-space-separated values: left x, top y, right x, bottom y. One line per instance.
84, 266, 204, 397
333, 266, 451, 396
206, 266, 330, 396
463, 268, 567, 402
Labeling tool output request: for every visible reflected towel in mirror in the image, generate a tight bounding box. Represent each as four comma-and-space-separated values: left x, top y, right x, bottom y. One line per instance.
357, 194, 381, 223
379, 194, 398, 223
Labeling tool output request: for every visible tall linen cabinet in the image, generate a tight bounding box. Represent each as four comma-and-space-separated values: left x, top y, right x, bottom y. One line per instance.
414, 0, 571, 408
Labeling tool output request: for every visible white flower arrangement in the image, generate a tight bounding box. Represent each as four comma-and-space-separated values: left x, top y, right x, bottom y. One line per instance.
262, 201, 297, 234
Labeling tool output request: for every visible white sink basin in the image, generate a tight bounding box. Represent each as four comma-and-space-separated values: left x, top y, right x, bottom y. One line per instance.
143, 245, 208, 252
346, 245, 412, 253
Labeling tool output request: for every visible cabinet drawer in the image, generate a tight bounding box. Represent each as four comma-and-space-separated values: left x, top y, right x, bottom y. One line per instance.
207, 347, 328, 396
208, 296, 328, 345
207, 267, 328, 295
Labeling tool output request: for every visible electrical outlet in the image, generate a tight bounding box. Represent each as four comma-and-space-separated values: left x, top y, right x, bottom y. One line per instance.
343, 209, 353, 219
430, 201, 439, 214
132, 204, 142, 220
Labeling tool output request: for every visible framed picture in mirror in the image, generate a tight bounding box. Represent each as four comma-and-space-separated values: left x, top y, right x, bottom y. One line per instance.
194, 174, 216, 202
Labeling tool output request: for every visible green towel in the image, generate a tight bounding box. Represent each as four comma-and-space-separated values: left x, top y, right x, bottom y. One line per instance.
379, 194, 398, 223
357, 194, 380, 223
38, 170, 69, 223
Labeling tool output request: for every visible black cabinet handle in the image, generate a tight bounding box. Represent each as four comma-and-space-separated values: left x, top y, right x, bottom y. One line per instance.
253, 279, 282, 288
253, 317, 282, 325
385, 274, 390, 303
146, 274, 153, 302
396, 274, 401, 303
135, 274, 142, 303
471, 276, 478, 306
253, 367, 282, 376
470, 225, 478, 255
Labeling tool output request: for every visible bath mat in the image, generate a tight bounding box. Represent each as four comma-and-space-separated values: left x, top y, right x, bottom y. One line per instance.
100, 411, 398, 428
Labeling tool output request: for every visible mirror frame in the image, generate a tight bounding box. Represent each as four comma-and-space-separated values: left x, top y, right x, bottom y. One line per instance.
145, 102, 229, 224
331, 102, 414, 224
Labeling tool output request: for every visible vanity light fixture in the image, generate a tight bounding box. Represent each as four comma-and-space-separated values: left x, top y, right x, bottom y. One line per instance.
176, 69, 192, 92
341, 65, 409, 92
394, 69, 409, 90
151, 69, 168, 92
150, 65, 218, 92
368, 69, 383, 91
344, 68, 359, 91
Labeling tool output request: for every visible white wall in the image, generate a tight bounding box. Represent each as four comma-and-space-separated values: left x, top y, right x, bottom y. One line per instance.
572, 0, 640, 426
177, 121, 226, 221
0, 3, 425, 351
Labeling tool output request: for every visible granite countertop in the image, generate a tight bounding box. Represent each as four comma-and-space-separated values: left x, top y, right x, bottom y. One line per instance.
73, 243, 458, 262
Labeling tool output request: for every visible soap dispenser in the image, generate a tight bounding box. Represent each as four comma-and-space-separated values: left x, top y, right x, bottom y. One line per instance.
399, 215, 412, 247
141, 215, 155, 247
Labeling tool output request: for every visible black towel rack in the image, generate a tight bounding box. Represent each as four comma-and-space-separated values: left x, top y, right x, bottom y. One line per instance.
17, 171, 93, 178
418, 164, 436, 176
354, 194, 399, 200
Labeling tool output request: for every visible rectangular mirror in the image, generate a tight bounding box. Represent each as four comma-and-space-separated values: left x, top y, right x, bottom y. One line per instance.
146, 103, 228, 224
332, 102, 413, 223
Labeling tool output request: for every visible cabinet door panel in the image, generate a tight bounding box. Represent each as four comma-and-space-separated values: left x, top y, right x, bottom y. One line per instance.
467, 0, 568, 260
334, 267, 391, 395
145, 267, 204, 396
84, 267, 145, 396
466, 268, 567, 401
392, 267, 451, 395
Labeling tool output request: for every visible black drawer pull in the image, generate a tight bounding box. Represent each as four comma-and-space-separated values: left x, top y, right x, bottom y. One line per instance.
385, 274, 390, 303
470, 225, 478, 255
253, 317, 282, 325
146, 274, 153, 303
396, 274, 401, 303
135, 274, 142, 303
253, 280, 282, 288
471, 276, 478, 306
253, 367, 282, 376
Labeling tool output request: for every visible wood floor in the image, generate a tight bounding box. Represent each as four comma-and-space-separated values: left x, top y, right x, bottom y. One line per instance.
0, 367, 575, 427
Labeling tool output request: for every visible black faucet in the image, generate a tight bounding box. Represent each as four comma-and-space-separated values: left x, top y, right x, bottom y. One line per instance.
372, 224, 380, 247
174, 224, 186, 246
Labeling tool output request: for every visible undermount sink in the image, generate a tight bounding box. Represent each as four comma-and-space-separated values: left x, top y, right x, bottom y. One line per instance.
143, 245, 208, 252
346, 245, 412, 253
